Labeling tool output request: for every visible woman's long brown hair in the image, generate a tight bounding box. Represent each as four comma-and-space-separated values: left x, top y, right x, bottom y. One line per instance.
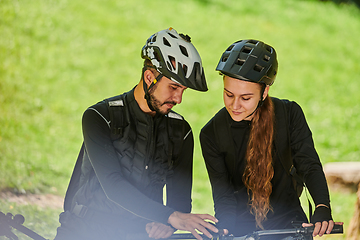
242, 94, 275, 229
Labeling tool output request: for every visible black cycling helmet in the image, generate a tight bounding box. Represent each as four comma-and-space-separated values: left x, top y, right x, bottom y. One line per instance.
216, 39, 278, 86
141, 27, 208, 92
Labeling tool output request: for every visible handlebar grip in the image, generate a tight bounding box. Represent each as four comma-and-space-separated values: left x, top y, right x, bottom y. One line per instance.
305, 224, 343, 235
13, 214, 25, 225
330, 224, 343, 234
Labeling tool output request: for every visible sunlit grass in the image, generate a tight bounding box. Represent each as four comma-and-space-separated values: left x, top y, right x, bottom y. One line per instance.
1, 0, 359, 239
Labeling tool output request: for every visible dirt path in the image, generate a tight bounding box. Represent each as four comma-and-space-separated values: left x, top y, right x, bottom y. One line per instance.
0, 191, 64, 209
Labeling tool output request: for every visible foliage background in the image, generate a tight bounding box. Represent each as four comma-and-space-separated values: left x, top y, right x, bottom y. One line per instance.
1, 0, 359, 239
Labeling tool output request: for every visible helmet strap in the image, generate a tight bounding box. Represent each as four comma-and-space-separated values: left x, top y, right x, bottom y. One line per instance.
258, 84, 266, 107
245, 84, 266, 120
142, 67, 163, 111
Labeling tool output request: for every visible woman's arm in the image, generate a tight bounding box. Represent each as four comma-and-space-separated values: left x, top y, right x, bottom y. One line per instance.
288, 101, 330, 207
288, 101, 339, 237
200, 126, 237, 232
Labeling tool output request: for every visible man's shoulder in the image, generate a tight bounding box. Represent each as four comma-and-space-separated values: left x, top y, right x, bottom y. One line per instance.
101, 89, 134, 108
84, 100, 108, 118
86, 90, 133, 112
166, 110, 191, 132
83, 91, 133, 123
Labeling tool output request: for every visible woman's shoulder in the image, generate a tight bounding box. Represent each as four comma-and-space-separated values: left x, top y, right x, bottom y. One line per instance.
271, 96, 293, 106
201, 107, 228, 135
271, 97, 303, 113
271, 97, 307, 127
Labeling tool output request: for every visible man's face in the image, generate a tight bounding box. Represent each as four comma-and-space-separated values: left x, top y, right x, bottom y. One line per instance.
148, 77, 187, 115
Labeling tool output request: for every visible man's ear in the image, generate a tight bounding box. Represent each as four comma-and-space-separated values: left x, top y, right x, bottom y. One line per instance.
143, 69, 155, 87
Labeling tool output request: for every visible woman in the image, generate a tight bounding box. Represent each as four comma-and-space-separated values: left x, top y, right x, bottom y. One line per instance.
200, 40, 340, 238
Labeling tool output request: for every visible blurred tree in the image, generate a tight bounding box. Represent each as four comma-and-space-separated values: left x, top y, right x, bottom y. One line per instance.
347, 184, 360, 240
320, 0, 360, 8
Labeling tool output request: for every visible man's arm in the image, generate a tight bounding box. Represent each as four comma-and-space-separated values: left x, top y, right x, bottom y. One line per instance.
147, 120, 220, 240
166, 122, 193, 213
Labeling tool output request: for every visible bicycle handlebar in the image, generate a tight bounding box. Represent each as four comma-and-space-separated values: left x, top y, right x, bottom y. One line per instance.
0, 210, 343, 240
0, 211, 48, 240
165, 224, 343, 240
249, 224, 343, 239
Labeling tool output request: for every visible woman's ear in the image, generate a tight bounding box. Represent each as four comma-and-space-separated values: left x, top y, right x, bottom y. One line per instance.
263, 85, 270, 100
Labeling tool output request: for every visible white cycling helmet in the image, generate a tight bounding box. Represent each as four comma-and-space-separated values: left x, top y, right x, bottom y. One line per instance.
141, 27, 208, 92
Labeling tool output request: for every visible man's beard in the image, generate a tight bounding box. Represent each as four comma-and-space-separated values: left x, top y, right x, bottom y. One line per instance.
148, 88, 176, 115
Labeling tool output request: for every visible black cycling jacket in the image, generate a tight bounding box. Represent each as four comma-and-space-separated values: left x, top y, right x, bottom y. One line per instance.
71, 88, 194, 226
200, 98, 330, 236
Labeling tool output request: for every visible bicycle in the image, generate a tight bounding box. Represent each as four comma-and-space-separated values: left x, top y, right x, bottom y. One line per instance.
163, 224, 343, 240
0, 211, 343, 240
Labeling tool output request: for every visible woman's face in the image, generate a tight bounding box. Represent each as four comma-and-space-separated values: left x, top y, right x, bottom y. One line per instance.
223, 75, 269, 122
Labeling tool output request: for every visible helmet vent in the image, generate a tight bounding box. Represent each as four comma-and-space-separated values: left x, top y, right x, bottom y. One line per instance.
254, 64, 264, 72
179, 33, 191, 42
226, 45, 235, 52
266, 46, 272, 53
179, 45, 189, 57
222, 56, 228, 62
163, 37, 171, 47
168, 56, 176, 70
235, 58, 245, 66
242, 46, 252, 54
152, 35, 157, 43
166, 61, 173, 71
248, 40, 259, 45
263, 55, 270, 62
168, 32, 178, 39
194, 62, 201, 81
183, 64, 188, 75
154, 51, 161, 62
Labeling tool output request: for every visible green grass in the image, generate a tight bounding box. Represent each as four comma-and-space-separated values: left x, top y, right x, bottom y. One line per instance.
1, 0, 360, 239
0, 199, 60, 240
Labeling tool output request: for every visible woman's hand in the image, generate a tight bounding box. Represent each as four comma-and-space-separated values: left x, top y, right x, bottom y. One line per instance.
302, 204, 343, 237
302, 221, 343, 237
146, 222, 175, 239
168, 211, 219, 240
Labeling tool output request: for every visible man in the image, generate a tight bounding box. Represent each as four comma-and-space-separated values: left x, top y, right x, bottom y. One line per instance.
54, 28, 218, 240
